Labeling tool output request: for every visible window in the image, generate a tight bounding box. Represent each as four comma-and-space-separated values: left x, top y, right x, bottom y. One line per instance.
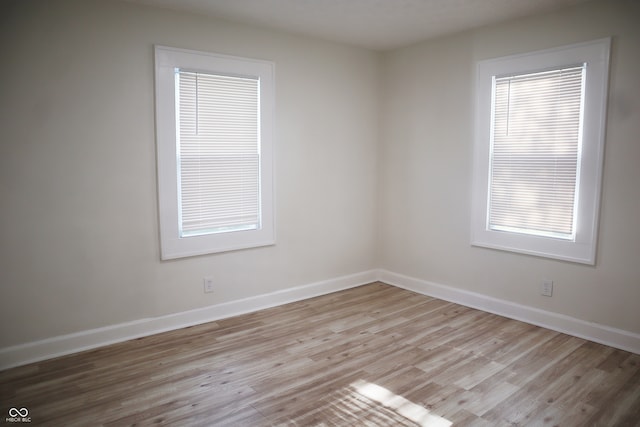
471, 39, 610, 264
155, 46, 275, 259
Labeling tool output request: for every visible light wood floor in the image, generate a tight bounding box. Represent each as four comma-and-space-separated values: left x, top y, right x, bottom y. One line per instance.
1, 283, 639, 426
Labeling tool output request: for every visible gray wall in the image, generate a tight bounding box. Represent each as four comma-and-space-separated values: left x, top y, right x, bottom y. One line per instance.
0, 0, 379, 347
1, 0, 638, 353
379, 0, 640, 333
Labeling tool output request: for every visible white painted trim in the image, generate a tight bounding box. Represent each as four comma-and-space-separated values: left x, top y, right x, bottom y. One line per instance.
155, 45, 276, 260
3, 268, 638, 370
471, 38, 611, 265
377, 269, 640, 355
0, 270, 378, 370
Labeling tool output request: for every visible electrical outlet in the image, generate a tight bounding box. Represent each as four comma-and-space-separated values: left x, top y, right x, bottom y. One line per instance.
203, 277, 214, 293
541, 279, 553, 297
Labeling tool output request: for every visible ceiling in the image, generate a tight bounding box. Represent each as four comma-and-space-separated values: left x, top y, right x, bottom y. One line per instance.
127, 0, 593, 51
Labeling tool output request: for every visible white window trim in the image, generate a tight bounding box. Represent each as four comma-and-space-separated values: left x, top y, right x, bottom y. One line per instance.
155, 45, 275, 260
471, 38, 611, 265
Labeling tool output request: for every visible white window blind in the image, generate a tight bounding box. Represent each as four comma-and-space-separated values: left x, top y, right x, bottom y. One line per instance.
488, 66, 585, 240
472, 39, 610, 264
177, 70, 260, 237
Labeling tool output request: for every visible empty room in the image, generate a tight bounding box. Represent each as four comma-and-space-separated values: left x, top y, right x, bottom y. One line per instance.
1, 0, 639, 425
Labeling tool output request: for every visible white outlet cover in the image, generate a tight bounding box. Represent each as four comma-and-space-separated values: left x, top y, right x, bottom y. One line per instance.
204, 277, 214, 293
541, 280, 553, 297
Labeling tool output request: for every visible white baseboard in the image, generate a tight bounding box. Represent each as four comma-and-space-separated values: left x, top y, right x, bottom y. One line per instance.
377, 269, 640, 355
2, 268, 638, 370
0, 270, 378, 370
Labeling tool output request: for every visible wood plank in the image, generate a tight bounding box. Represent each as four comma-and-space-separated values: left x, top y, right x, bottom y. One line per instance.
1, 282, 638, 426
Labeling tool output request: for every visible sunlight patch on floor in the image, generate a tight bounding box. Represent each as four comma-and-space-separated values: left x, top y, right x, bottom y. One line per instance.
352, 380, 452, 427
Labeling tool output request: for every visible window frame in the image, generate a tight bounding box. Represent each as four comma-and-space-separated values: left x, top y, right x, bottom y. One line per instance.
155, 45, 275, 260
471, 38, 611, 265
